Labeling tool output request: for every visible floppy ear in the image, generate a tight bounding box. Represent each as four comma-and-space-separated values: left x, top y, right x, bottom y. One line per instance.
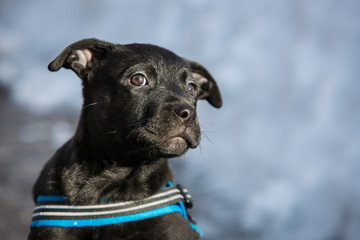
187, 60, 222, 108
48, 38, 114, 80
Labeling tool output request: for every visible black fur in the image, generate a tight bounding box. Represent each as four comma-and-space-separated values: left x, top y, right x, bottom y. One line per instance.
29, 38, 222, 240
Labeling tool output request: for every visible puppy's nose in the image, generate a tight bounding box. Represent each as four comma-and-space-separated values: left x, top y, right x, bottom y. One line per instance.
174, 104, 196, 124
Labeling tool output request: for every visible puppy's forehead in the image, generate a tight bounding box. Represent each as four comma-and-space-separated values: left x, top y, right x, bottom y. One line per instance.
113, 43, 188, 72
125, 43, 183, 61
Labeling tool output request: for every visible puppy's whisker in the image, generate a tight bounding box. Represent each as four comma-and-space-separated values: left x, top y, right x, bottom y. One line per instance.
82, 102, 103, 110
201, 131, 213, 144
108, 135, 117, 150
128, 118, 152, 128
104, 130, 117, 135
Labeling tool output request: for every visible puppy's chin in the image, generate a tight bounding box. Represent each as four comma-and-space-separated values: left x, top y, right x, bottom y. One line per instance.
141, 137, 191, 158
160, 137, 189, 157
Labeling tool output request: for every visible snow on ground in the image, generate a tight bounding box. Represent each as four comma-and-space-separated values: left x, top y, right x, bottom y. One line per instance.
1, 0, 360, 239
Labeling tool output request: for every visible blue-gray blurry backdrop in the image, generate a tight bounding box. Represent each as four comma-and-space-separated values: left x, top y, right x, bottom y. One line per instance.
1, 0, 360, 239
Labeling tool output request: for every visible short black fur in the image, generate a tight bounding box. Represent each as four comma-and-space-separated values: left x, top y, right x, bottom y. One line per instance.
29, 38, 222, 240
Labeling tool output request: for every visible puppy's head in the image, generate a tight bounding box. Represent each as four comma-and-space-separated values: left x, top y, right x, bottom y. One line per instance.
49, 38, 222, 158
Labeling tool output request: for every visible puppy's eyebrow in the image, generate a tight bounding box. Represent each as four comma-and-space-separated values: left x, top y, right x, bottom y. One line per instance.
124, 64, 156, 78
146, 65, 157, 78
180, 71, 188, 82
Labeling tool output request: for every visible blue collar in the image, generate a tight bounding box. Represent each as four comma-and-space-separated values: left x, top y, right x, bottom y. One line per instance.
30, 182, 203, 238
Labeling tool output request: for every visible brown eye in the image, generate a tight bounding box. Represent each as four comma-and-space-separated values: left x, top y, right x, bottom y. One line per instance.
130, 74, 147, 86
186, 82, 198, 97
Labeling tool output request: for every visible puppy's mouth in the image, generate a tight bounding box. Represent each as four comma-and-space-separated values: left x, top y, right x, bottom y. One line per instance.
131, 125, 200, 158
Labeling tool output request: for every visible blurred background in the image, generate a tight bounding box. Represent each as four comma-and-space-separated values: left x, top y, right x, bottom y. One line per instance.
1, 0, 360, 239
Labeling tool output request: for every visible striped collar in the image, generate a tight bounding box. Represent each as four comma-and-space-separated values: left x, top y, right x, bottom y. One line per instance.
30, 182, 203, 238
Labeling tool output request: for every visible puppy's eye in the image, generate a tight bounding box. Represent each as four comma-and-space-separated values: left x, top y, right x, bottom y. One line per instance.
129, 74, 147, 86
186, 82, 198, 97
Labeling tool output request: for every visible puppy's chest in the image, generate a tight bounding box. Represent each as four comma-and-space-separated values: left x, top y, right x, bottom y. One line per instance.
60, 165, 150, 203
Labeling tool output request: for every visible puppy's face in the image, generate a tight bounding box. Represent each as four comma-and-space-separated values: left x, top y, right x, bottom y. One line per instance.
48, 39, 222, 159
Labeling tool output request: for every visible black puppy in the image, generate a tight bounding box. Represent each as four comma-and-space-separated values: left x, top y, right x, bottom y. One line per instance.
29, 39, 222, 240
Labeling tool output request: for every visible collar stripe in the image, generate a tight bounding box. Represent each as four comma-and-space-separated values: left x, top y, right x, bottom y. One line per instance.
32, 194, 185, 218
31, 204, 183, 228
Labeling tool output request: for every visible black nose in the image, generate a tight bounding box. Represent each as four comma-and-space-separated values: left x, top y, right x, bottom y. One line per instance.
174, 104, 197, 124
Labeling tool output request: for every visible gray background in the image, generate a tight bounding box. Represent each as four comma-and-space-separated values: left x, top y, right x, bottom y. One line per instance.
1, 0, 360, 239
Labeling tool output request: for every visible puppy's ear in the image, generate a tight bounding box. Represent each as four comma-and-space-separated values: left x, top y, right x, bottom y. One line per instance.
187, 60, 222, 108
48, 38, 114, 80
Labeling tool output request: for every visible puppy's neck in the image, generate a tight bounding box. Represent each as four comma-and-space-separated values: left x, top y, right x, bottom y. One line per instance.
62, 152, 172, 204
64, 120, 173, 204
